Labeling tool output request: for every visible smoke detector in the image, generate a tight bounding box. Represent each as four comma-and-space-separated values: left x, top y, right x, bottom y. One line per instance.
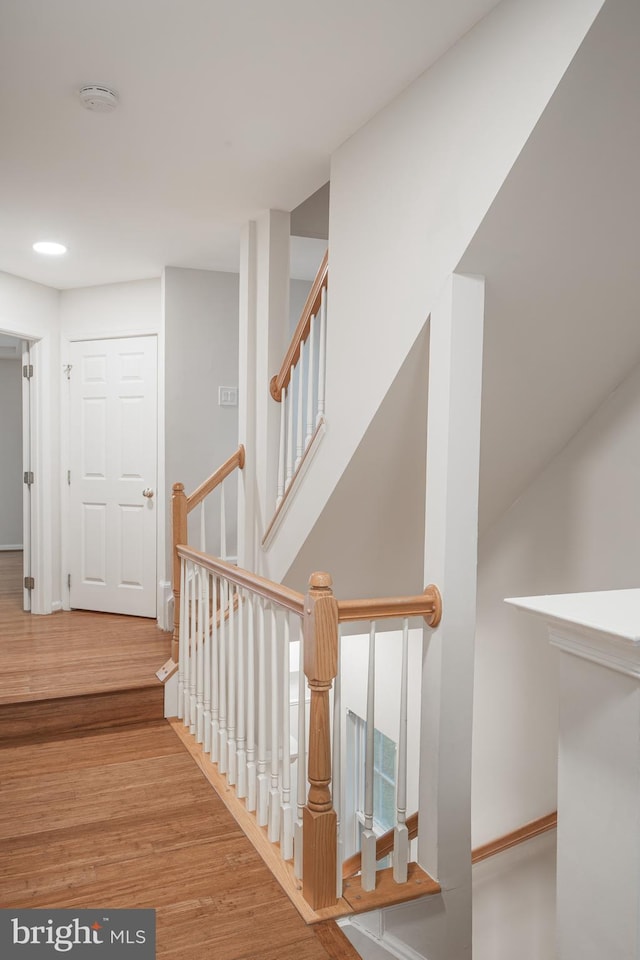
79, 85, 119, 113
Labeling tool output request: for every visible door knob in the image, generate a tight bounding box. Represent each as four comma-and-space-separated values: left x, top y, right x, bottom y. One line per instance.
142, 488, 154, 499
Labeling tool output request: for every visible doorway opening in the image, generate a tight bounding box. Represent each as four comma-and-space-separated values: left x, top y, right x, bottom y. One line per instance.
0, 332, 31, 611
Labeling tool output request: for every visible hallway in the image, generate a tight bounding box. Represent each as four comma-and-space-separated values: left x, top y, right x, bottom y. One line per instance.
0, 550, 360, 959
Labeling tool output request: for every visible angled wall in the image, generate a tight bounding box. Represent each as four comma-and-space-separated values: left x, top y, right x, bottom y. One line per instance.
263, 0, 605, 584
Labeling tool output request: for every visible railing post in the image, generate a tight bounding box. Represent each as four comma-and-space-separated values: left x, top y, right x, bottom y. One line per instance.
303, 571, 339, 910
172, 482, 188, 662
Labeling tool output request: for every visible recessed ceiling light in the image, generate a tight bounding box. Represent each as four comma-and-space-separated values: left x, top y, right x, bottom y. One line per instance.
33, 241, 67, 255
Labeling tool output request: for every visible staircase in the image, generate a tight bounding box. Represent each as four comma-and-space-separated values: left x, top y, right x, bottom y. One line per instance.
0, 551, 361, 960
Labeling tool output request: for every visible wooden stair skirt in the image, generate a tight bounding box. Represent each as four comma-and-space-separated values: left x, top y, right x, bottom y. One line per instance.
0, 686, 164, 745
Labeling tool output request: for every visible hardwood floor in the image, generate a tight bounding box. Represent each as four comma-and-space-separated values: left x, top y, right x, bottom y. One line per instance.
0, 551, 171, 705
0, 552, 360, 958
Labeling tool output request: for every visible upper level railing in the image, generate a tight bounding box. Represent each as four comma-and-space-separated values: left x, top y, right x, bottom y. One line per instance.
174, 534, 442, 916
170, 444, 245, 660
268, 250, 328, 521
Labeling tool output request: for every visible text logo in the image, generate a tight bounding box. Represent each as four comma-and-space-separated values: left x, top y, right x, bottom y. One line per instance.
1, 910, 155, 958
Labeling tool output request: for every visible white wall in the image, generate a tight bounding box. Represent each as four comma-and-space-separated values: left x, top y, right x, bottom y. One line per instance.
473, 354, 640, 846
264, 0, 605, 584
0, 271, 60, 612
0, 358, 23, 547
164, 267, 239, 574
289, 278, 311, 337
60, 278, 160, 340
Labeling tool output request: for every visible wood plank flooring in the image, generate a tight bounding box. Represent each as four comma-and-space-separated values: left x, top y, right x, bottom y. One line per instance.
0, 552, 360, 958
0, 551, 171, 704
0, 722, 360, 960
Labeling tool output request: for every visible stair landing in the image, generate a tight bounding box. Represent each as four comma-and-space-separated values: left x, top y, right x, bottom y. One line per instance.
0, 552, 361, 959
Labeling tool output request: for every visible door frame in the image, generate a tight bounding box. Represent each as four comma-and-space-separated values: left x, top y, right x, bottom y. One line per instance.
0, 329, 47, 613
61, 332, 164, 618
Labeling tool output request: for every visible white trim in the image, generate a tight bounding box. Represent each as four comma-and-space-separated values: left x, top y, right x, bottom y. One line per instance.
0, 544, 23, 551
29, 337, 54, 614
158, 580, 173, 632
549, 624, 640, 680
261, 418, 326, 550
51, 600, 62, 612
338, 917, 428, 960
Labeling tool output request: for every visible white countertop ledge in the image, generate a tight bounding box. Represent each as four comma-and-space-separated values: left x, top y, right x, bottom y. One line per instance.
505, 588, 640, 644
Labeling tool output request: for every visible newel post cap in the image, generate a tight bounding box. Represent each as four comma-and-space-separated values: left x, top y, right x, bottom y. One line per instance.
309, 571, 333, 591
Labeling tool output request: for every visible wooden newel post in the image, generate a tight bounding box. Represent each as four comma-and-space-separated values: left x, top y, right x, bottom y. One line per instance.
303, 571, 339, 909
171, 482, 188, 662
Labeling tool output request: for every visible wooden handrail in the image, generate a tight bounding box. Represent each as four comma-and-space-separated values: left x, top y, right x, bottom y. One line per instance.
177, 545, 305, 617
171, 444, 245, 659
337, 585, 442, 628
270, 249, 328, 402
471, 811, 557, 864
186, 444, 245, 512
342, 810, 557, 880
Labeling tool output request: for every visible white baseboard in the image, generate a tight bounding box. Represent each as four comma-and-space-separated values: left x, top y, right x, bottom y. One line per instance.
0, 544, 23, 551
157, 580, 173, 631
164, 672, 179, 718
339, 917, 429, 960
51, 600, 63, 613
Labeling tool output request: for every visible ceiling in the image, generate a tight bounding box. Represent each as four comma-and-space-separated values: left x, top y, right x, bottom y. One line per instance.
0, 0, 499, 290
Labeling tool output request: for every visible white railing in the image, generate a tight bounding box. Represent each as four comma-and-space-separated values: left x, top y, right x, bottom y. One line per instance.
177, 547, 309, 878
174, 547, 442, 912
171, 446, 245, 658
270, 251, 328, 513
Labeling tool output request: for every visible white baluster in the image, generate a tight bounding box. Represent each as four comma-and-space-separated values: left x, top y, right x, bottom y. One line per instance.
203, 571, 212, 754
195, 567, 205, 742
333, 626, 343, 896
285, 366, 294, 488
294, 616, 306, 880
276, 387, 286, 508
210, 575, 220, 762
199, 500, 206, 553
393, 618, 410, 883
361, 621, 377, 892
189, 566, 198, 734
268, 605, 281, 843
246, 594, 257, 812
227, 583, 237, 785
316, 285, 327, 425
220, 482, 227, 560
257, 599, 269, 826
305, 315, 315, 448
295, 344, 304, 471
178, 557, 186, 720
182, 561, 191, 727
280, 613, 293, 859
218, 578, 228, 772
236, 587, 247, 798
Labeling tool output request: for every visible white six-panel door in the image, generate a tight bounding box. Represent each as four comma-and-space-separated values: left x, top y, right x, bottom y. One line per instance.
69, 336, 157, 617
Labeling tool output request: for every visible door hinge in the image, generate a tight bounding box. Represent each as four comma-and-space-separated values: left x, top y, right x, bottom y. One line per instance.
22, 364, 33, 380
67, 574, 71, 589
63, 364, 72, 380
67, 469, 71, 485
23, 471, 34, 487
24, 576, 35, 590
